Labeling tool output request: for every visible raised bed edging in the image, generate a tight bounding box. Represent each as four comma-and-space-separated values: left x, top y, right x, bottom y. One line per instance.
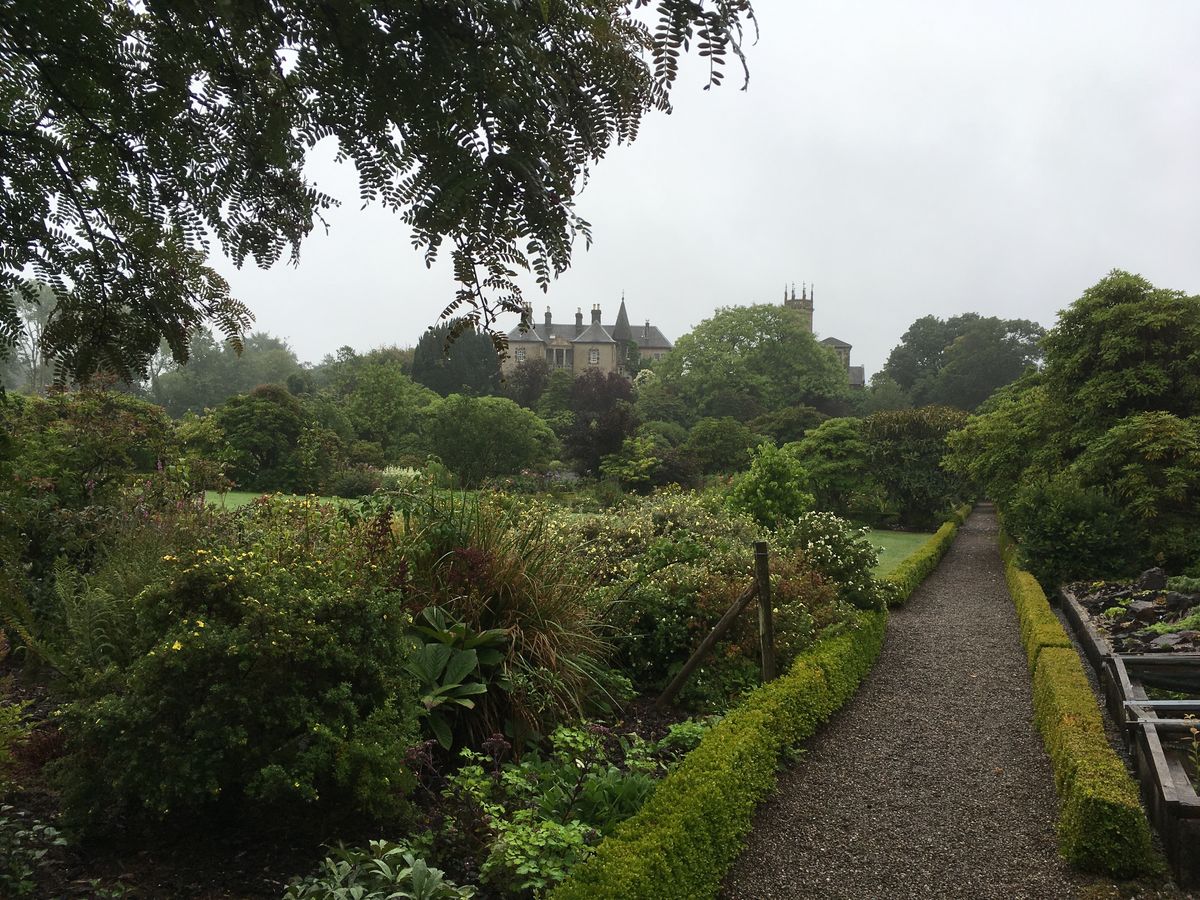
998, 533, 1157, 877
1059, 589, 1200, 887
551, 512, 966, 900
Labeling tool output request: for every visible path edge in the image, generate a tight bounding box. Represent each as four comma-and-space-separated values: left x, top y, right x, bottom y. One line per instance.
550, 511, 966, 900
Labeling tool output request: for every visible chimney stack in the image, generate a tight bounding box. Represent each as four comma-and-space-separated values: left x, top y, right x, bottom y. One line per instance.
591, 304, 602, 325
644, 320, 650, 339
544, 306, 553, 329
575, 308, 584, 336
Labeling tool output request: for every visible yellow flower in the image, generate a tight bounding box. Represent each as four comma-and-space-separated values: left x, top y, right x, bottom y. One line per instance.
196, 620, 205, 628
171, 640, 183, 651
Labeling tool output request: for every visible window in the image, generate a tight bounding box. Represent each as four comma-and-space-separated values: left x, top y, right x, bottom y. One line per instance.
515, 348, 526, 362
588, 348, 600, 365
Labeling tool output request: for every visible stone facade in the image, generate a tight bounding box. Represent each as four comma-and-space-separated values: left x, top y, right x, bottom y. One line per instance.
502, 298, 672, 376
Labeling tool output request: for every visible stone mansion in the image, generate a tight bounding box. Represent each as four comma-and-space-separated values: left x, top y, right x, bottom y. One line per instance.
502, 297, 672, 377
502, 286, 863, 387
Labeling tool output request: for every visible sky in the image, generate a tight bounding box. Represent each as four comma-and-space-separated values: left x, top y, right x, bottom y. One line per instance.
211, 1, 1200, 379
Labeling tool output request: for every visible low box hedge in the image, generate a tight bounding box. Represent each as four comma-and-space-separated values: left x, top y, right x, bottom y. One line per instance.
999, 540, 1156, 877
549, 610, 887, 900
881, 507, 967, 606
553, 509, 970, 899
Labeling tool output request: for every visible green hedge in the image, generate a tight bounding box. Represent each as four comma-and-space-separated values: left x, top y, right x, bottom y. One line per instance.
999, 538, 1156, 876
551, 509, 968, 900
548, 611, 887, 900
881, 504, 969, 606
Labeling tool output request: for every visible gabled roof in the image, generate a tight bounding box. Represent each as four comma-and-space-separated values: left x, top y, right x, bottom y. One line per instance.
572, 322, 615, 343
820, 336, 852, 349
627, 324, 672, 350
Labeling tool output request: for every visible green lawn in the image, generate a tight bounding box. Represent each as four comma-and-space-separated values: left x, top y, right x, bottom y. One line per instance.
869, 529, 935, 576
205, 491, 347, 509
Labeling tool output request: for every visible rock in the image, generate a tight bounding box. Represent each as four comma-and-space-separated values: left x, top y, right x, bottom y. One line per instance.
1163, 591, 1197, 612
1127, 600, 1160, 623
1136, 567, 1168, 591
1148, 633, 1186, 651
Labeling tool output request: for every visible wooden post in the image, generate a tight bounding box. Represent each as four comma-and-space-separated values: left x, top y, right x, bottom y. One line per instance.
755, 540, 776, 683
656, 581, 758, 709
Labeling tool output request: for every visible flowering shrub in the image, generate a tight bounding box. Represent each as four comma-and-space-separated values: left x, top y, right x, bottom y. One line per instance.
775, 512, 889, 611
726, 443, 813, 527
54, 497, 421, 831
551, 492, 857, 710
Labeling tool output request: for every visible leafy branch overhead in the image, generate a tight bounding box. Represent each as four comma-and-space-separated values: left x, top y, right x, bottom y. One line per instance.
0, 0, 756, 383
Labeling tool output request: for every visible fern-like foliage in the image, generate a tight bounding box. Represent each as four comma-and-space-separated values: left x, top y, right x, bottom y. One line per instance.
0, 1, 755, 383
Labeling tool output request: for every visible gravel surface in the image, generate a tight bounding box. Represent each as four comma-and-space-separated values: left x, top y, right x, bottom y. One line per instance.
723, 504, 1078, 899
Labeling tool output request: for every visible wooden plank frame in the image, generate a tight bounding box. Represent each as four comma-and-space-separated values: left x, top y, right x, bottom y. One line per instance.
1060, 589, 1200, 887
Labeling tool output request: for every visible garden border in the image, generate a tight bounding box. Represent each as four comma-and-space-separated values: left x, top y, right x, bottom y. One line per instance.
998, 533, 1157, 877
549, 510, 967, 900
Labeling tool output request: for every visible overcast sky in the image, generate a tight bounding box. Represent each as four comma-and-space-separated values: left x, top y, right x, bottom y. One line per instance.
212, 1, 1200, 379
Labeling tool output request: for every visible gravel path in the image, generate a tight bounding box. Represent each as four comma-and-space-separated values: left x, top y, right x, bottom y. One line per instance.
723, 504, 1077, 899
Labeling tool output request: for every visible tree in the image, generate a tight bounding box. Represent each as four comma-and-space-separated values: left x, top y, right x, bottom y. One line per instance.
151, 329, 303, 416
881, 313, 1045, 410
946, 272, 1200, 582
421, 395, 557, 487
654, 305, 848, 421
790, 417, 873, 515
862, 406, 968, 528
565, 369, 638, 475
1041, 270, 1200, 430
410, 322, 501, 397
214, 384, 306, 491
344, 360, 438, 461
504, 358, 551, 409
682, 417, 766, 474
2, 282, 58, 393
1, 2, 755, 383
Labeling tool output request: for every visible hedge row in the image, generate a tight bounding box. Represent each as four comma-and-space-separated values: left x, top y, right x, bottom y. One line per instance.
999, 536, 1156, 876
549, 610, 888, 900
882, 503, 971, 606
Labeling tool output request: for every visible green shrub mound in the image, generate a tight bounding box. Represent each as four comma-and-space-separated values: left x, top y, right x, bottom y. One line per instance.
1000, 541, 1156, 876
548, 611, 887, 900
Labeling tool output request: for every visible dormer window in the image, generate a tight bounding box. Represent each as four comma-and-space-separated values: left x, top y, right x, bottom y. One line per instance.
588, 348, 600, 365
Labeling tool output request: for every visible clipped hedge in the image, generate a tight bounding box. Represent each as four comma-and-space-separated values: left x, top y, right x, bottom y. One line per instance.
881, 503, 970, 606
999, 539, 1156, 876
549, 610, 887, 900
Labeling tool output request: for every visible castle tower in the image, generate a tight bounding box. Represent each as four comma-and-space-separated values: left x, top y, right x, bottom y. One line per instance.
783, 282, 814, 334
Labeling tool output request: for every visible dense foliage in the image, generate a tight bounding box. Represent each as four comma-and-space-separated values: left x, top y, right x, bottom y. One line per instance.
1, 0, 755, 382
650, 305, 848, 424
881, 313, 1045, 411
947, 271, 1200, 585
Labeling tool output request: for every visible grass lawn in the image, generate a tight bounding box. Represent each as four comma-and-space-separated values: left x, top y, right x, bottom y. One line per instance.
870, 529, 935, 576
205, 490, 348, 509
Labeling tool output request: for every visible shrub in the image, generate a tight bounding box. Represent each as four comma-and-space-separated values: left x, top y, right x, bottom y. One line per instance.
54, 497, 421, 831
726, 443, 812, 528
775, 511, 887, 610
327, 466, 382, 498
1005, 471, 1137, 588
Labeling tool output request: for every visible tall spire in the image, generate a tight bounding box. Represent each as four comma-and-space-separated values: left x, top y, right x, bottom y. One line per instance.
612, 294, 632, 345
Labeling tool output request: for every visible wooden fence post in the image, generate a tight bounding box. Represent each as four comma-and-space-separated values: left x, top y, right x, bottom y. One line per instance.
755, 540, 776, 682
656, 581, 758, 710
